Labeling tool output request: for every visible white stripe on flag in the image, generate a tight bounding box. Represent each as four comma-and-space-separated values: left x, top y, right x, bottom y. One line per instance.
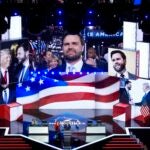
39, 86, 95, 99
95, 100, 119, 109
39, 100, 95, 109
95, 81, 120, 95
16, 93, 39, 105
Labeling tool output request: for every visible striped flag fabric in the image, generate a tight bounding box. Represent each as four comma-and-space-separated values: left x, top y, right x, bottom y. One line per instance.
16, 72, 120, 109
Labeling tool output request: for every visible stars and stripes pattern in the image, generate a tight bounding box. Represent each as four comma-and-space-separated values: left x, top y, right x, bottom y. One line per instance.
16, 72, 120, 109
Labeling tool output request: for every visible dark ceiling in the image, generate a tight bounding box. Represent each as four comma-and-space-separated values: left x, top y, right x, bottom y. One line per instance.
0, 0, 150, 35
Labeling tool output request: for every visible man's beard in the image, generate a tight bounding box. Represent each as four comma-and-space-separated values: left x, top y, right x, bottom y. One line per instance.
113, 63, 126, 73
64, 50, 82, 62
18, 57, 26, 64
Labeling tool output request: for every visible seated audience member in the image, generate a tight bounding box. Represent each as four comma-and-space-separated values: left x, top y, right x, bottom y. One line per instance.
0, 49, 16, 104
86, 47, 98, 68
39, 50, 53, 70
86, 47, 108, 71
47, 55, 60, 71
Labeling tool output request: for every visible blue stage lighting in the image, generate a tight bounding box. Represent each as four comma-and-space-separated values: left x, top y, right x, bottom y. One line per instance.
88, 21, 92, 25
133, 0, 141, 6
145, 15, 149, 20
58, 21, 63, 25
14, 12, 18, 16
57, 9, 63, 15
11, 10, 20, 16
88, 10, 93, 14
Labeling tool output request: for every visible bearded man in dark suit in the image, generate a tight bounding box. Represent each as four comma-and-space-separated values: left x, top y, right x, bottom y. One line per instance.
49, 32, 102, 74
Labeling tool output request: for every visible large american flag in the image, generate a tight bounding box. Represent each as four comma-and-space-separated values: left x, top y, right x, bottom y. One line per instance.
16, 72, 120, 109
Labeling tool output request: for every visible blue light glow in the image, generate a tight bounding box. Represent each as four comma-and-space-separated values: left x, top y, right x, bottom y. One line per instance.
57, 9, 63, 15
58, 21, 63, 25
88, 21, 92, 25
88, 10, 93, 14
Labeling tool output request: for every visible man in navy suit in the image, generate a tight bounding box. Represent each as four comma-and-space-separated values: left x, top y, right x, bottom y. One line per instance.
120, 80, 132, 104
135, 82, 150, 106
0, 49, 16, 104
49, 32, 101, 73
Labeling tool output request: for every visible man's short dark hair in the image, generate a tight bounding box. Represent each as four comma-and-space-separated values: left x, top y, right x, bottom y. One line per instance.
16, 41, 32, 53
111, 50, 126, 60
62, 32, 84, 46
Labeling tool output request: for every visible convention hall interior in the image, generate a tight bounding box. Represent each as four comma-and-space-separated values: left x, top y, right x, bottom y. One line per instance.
0, 0, 150, 150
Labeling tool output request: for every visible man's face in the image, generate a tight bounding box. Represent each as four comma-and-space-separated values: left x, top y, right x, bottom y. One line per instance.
17, 47, 27, 63
45, 51, 52, 62
87, 48, 96, 59
111, 53, 126, 73
48, 59, 58, 69
63, 35, 83, 62
0, 52, 11, 69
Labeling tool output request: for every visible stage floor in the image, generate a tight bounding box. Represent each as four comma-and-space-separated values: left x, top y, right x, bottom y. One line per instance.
0, 109, 149, 149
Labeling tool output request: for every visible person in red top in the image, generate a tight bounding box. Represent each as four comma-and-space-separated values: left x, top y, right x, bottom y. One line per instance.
54, 121, 60, 132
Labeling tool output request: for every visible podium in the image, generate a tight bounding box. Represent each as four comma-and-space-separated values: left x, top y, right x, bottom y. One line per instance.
0, 103, 23, 121
113, 103, 131, 121
28, 126, 49, 143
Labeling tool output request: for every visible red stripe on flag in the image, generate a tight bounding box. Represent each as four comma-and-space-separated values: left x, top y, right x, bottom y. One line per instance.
96, 77, 119, 88
38, 92, 95, 107
95, 91, 119, 102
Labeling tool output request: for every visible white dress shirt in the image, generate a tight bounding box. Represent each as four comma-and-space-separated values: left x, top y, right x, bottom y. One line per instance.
66, 59, 83, 73
116, 70, 129, 79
